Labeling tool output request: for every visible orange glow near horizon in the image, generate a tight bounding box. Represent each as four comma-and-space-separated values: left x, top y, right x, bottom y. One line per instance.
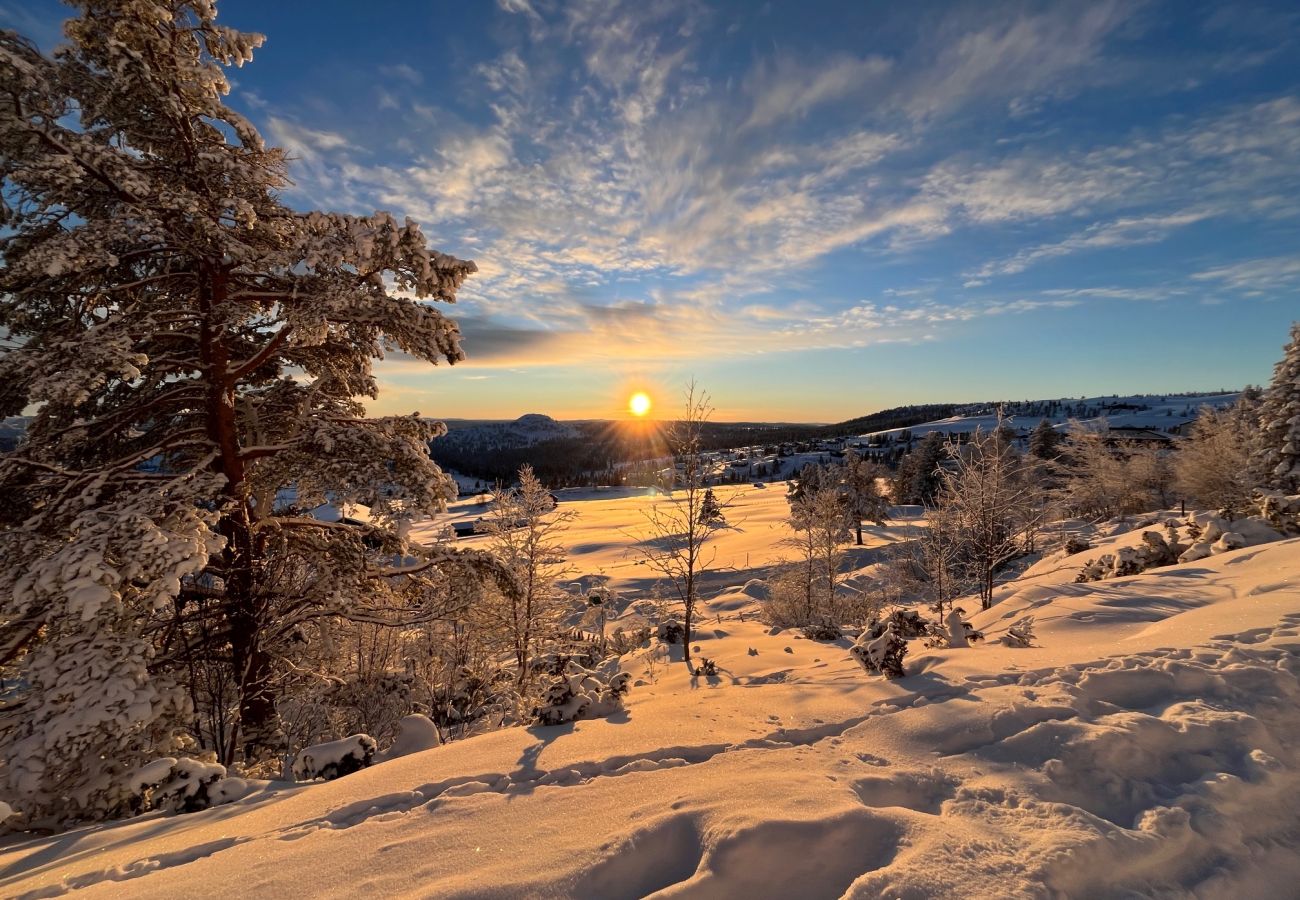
629, 391, 652, 417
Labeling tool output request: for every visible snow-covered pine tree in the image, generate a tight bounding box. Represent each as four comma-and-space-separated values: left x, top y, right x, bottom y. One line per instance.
697, 487, 726, 527
1253, 323, 1300, 492
893, 431, 947, 505
0, 1, 482, 822
770, 481, 850, 629
842, 453, 888, 545
1028, 418, 1063, 460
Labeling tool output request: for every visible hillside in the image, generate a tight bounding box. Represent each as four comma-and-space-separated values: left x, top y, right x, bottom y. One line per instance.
852, 393, 1240, 443
3, 486, 1297, 899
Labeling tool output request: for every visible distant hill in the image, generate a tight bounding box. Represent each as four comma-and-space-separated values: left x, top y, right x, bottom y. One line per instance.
826, 403, 964, 436
848, 392, 1242, 442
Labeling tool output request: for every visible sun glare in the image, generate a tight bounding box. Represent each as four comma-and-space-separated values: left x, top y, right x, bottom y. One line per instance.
629, 391, 652, 417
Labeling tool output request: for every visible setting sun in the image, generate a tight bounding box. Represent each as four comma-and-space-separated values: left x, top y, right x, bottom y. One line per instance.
628, 391, 652, 417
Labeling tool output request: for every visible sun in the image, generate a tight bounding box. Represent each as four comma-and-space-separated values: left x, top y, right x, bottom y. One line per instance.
629, 391, 652, 417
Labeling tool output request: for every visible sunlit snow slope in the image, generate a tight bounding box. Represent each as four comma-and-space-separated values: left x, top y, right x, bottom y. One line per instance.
2, 487, 1298, 899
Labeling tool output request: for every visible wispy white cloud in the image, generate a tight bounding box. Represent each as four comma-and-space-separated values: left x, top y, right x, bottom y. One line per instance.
379, 63, 423, 85
1192, 255, 1300, 295
968, 210, 1219, 281
897, 0, 1136, 120
249, 0, 1299, 378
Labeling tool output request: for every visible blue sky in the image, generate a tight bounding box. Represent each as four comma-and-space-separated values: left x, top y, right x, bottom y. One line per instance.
5, 0, 1299, 421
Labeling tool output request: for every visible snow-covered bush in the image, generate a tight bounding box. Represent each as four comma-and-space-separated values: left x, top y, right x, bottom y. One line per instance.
1178, 513, 1282, 563
0, 502, 212, 828
1253, 489, 1300, 534
693, 659, 719, 677
293, 734, 378, 782
851, 610, 936, 677
851, 621, 907, 679
533, 664, 631, 726
882, 609, 933, 640
126, 757, 247, 814
1001, 617, 1037, 648
605, 625, 653, 656
801, 621, 843, 641
1076, 509, 1285, 581
1062, 536, 1092, 556
942, 607, 984, 648
657, 620, 684, 645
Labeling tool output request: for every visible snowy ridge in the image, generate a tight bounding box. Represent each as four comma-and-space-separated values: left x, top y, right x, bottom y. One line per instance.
856, 393, 1240, 442
2, 489, 1298, 899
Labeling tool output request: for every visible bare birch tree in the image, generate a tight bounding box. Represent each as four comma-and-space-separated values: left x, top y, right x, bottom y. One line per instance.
630, 381, 721, 665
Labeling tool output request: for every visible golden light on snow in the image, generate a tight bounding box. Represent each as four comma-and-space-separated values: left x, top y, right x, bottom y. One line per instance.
629, 391, 652, 417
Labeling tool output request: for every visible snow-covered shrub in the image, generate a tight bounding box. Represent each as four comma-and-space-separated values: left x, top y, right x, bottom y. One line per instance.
694, 659, 718, 677
1076, 546, 1143, 581
942, 607, 984, 648
1062, 536, 1092, 556
883, 609, 933, 640
1139, 530, 1179, 566
125, 757, 251, 814
851, 621, 907, 679
657, 620, 684, 645
741, 579, 771, 601
1077, 531, 1178, 582
293, 734, 378, 782
533, 664, 631, 726
1212, 532, 1246, 553
605, 625, 653, 656
0, 502, 213, 828
1253, 489, 1300, 534
1178, 512, 1282, 563
801, 621, 843, 641
533, 636, 603, 677
1001, 617, 1036, 648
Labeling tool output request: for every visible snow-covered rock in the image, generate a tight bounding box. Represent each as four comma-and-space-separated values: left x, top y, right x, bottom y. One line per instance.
378, 715, 442, 762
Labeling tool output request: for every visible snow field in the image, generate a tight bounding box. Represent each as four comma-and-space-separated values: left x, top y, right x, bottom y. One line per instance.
2, 489, 1298, 898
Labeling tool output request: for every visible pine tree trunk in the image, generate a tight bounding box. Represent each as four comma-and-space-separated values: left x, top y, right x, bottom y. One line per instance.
201, 262, 282, 760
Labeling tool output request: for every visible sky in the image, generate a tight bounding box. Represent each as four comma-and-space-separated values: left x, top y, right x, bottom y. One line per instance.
4, 0, 1299, 422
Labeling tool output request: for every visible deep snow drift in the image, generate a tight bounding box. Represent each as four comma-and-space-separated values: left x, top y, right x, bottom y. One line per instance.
2, 486, 1298, 899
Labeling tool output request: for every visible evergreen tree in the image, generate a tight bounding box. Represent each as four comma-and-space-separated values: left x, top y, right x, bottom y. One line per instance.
894, 432, 947, 505
697, 487, 726, 527
786, 460, 831, 502
1252, 323, 1300, 491
842, 453, 889, 544
1028, 418, 1064, 460
0, 1, 484, 822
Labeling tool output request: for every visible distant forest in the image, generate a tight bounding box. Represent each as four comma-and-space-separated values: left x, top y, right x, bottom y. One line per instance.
428, 403, 963, 486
